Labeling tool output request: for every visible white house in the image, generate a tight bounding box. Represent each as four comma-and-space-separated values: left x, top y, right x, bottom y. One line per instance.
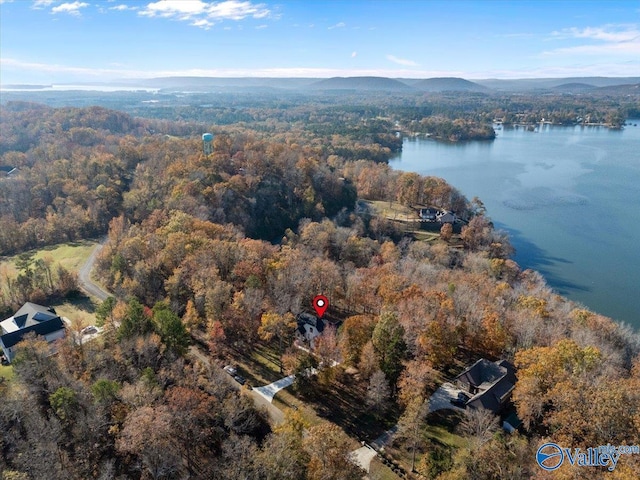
0, 302, 66, 362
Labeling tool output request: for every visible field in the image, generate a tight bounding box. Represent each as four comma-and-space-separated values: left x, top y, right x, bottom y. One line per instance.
1, 240, 100, 328
365, 200, 417, 222
0, 240, 97, 277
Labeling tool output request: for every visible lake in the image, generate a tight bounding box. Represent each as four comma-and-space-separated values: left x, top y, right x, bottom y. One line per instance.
391, 121, 640, 328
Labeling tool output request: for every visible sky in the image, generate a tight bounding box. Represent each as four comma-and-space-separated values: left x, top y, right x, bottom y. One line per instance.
1, 0, 639, 84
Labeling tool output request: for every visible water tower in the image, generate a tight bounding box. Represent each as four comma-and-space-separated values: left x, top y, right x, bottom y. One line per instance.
202, 132, 214, 156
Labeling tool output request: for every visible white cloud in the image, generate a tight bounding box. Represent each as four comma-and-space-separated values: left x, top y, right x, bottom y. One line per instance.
191, 18, 213, 29
328, 21, 346, 30
207, 0, 268, 20
141, 0, 207, 18
351, 51, 357, 58
109, 4, 137, 11
32, 0, 56, 8
552, 24, 639, 43
255, 24, 267, 29
51, 2, 89, 16
386, 54, 419, 67
544, 24, 640, 57
139, 0, 271, 28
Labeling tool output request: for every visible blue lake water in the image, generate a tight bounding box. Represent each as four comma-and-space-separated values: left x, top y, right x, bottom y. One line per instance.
391, 122, 640, 328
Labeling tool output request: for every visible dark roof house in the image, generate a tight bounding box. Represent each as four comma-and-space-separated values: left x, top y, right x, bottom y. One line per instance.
454, 359, 516, 413
296, 312, 325, 347
0, 302, 66, 362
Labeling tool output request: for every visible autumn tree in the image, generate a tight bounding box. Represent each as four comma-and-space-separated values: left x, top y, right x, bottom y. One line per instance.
513, 339, 603, 435
304, 423, 364, 480
397, 359, 438, 409
164, 386, 222, 476
339, 314, 376, 366
258, 312, 297, 373
116, 405, 181, 480
440, 222, 453, 242
397, 397, 429, 472
358, 341, 378, 380
257, 409, 310, 480
314, 324, 341, 368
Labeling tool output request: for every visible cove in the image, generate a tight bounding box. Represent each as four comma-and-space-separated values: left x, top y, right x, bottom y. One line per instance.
391, 121, 640, 328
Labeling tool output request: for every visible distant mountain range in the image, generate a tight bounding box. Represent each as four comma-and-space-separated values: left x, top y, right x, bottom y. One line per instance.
473, 76, 640, 91
308, 76, 411, 91
411, 77, 489, 92
4, 76, 639, 94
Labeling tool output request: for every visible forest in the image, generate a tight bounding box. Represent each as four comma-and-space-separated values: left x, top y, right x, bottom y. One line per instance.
0, 98, 639, 480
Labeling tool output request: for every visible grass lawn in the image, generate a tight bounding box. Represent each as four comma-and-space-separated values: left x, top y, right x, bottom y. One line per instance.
369, 458, 401, 479
0, 240, 98, 277
387, 409, 466, 478
366, 200, 417, 222
410, 231, 441, 243
227, 341, 286, 387
423, 410, 467, 449
299, 368, 400, 443
0, 364, 14, 382
53, 296, 98, 329
1, 241, 101, 328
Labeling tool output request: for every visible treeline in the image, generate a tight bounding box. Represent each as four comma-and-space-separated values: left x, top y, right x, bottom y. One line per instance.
407, 116, 496, 141
1, 104, 474, 255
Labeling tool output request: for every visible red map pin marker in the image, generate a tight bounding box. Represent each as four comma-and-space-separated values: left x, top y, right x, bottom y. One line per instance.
313, 295, 329, 318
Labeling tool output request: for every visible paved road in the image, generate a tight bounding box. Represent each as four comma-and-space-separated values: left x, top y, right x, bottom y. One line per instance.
78, 239, 112, 301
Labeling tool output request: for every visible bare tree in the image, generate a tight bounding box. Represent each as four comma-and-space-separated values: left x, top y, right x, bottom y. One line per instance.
458, 407, 499, 445
366, 369, 390, 416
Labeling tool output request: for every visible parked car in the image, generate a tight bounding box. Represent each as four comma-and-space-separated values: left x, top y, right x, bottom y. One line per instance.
223, 365, 237, 376
233, 375, 246, 385
451, 391, 470, 408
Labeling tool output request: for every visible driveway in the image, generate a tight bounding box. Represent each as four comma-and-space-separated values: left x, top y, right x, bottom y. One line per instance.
253, 374, 295, 403
428, 382, 465, 413
350, 444, 377, 472
188, 346, 287, 425
78, 239, 112, 301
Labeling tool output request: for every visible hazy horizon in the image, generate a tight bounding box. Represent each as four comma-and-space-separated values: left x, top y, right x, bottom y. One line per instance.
1, 0, 638, 85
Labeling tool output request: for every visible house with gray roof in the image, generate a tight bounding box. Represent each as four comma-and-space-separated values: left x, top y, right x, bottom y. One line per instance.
0, 302, 66, 362
454, 358, 516, 413
295, 312, 325, 348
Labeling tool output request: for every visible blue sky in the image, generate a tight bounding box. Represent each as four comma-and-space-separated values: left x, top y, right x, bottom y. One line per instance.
1, 0, 638, 84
